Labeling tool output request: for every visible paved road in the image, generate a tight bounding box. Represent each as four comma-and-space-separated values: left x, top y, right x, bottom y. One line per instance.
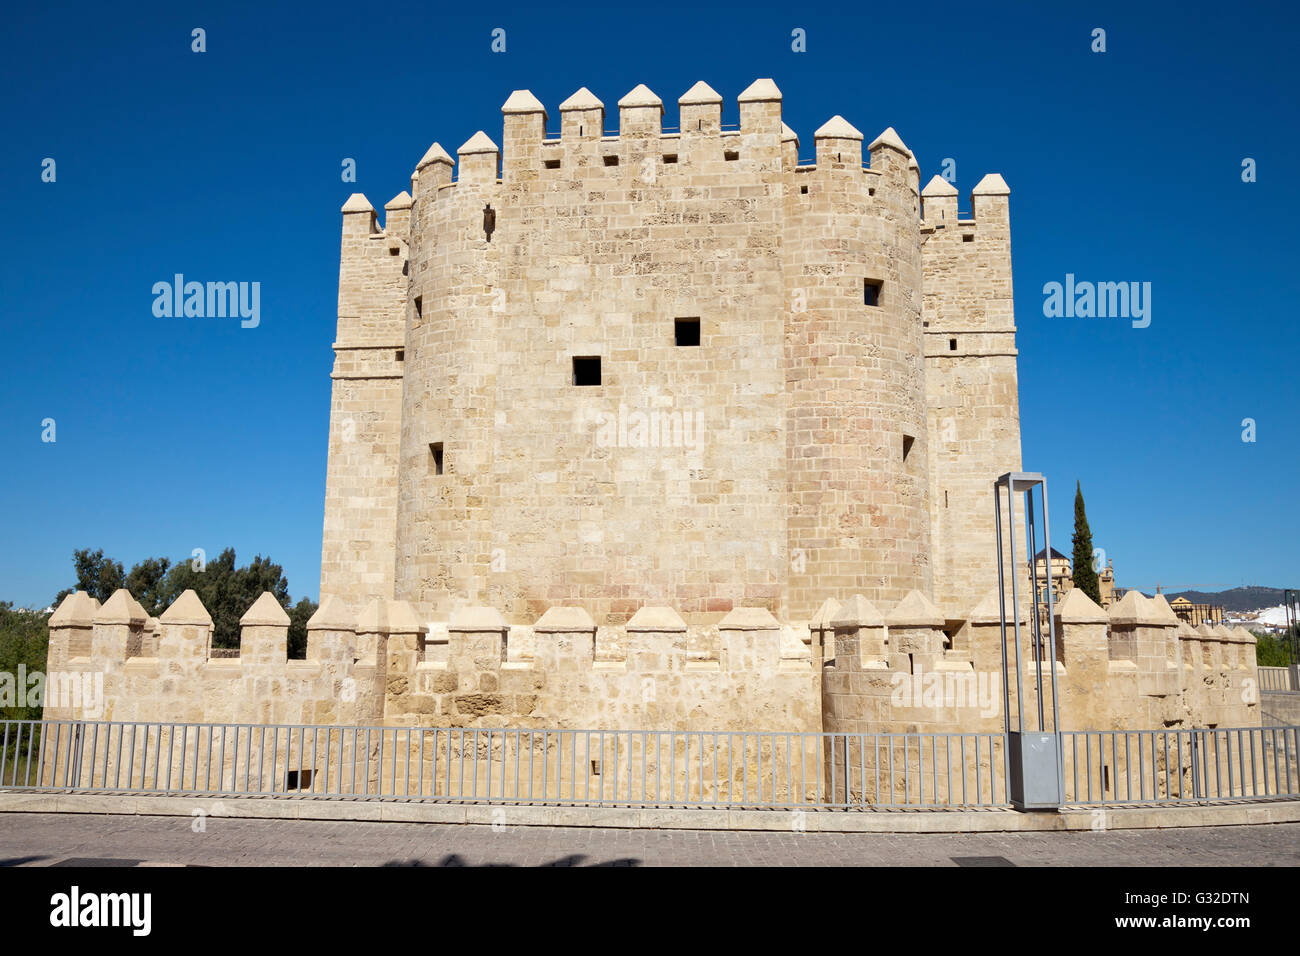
0, 813, 1297, 866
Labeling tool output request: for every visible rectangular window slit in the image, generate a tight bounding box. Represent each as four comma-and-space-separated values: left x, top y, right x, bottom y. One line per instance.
902, 434, 915, 462
949, 338, 957, 351
572, 356, 601, 386
544, 158, 561, 170
663, 154, 677, 164
675, 317, 701, 347
724, 150, 739, 161
603, 155, 619, 167
395, 349, 404, 362
863, 279, 883, 307
430, 442, 444, 475
963, 234, 974, 242
413, 296, 422, 321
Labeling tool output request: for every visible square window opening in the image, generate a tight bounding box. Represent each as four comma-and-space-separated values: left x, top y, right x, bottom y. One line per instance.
724, 150, 739, 162
430, 442, 444, 475
573, 356, 601, 386
800, 184, 808, 194
675, 318, 701, 347
396, 349, 405, 362
603, 155, 619, 167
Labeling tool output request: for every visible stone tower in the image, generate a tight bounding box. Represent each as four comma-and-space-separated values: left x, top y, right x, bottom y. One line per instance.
320, 78, 1022, 627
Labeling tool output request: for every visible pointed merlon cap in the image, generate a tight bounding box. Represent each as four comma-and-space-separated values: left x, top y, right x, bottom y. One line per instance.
967, 588, 1004, 625
356, 598, 391, 634
814, 115, 863, 141
922, 174, 958, 197
738, 78, 782, 103
95, 589, 146, 626
386, 599, 428, 635
618, 84, 663, 110
341, 193, 374, 214
679, 81, 723, 106
1195, 622, 1218, 638
384, 191, 413, 211
240, 592, 291, 627
1233, 626, 1258, 645
128, 594, 149, 623
1177, 620, 1198, 638
718, 607, 780, 630
868, 126, 911, 156
50, 591, 99, 628
972, 173, 1011, 196
159, 589, 212, 627
780, 123, 799, 146
559, 87, 604, 111
831, 594, 885, 629
458, 131, 499, 156
809, 597, 841, 630
502, 89, 547, 117
416, 142, 454, 169
885, 590, 946, 628
449, 606, 509, 632
1147, 594, 1183, 626
534, 606, 597, 633
626, 606, 687, 632
1108, 590, 1147, 626
1056, 587, 1110, 624
1213, 623, 1236, 641
306, 594, 354, 632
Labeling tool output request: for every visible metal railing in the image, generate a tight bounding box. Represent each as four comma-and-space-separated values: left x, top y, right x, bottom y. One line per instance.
3, 720, 1296, 810
1, 720, 1005, 809
1260, 666, 1295, 693
1060, 727, 1300, 804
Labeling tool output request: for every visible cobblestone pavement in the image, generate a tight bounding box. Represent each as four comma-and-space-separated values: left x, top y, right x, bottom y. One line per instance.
0, 814, 1297, 866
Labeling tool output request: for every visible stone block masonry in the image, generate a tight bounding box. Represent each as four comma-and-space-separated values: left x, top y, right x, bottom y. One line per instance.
320, 78, 1022, 628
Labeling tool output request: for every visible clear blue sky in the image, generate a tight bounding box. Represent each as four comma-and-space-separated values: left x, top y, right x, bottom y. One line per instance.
2, 0, 1296, 609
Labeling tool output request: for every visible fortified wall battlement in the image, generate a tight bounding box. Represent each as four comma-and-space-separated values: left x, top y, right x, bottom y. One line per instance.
44, 586, 1259, 734
322, 77, 1023, 630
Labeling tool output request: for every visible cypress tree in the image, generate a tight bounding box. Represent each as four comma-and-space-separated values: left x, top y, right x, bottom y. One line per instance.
1072, 481, 1101, 604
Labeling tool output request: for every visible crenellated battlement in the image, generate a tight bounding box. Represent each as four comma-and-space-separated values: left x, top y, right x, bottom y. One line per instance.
329, 80, 965, 224
47, 584, 1258, 734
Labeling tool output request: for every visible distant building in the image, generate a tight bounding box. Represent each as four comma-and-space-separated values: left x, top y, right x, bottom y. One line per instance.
1031, 550, 1116, 609
1168, 595, 1224, 627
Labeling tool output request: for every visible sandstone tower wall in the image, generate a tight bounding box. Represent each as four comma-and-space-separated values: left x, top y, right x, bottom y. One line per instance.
920, 175, 1022, 620
782, 121, 930, 619
319, 196, 408, 605
322, 78, 1023, 632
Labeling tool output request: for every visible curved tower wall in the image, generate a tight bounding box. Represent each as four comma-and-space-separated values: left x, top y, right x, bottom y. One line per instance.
319, 80, 1018, 628
782, 126, 930, 618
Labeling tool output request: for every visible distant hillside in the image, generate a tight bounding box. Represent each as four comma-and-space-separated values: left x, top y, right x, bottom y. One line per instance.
1162, 586, 1289, 613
